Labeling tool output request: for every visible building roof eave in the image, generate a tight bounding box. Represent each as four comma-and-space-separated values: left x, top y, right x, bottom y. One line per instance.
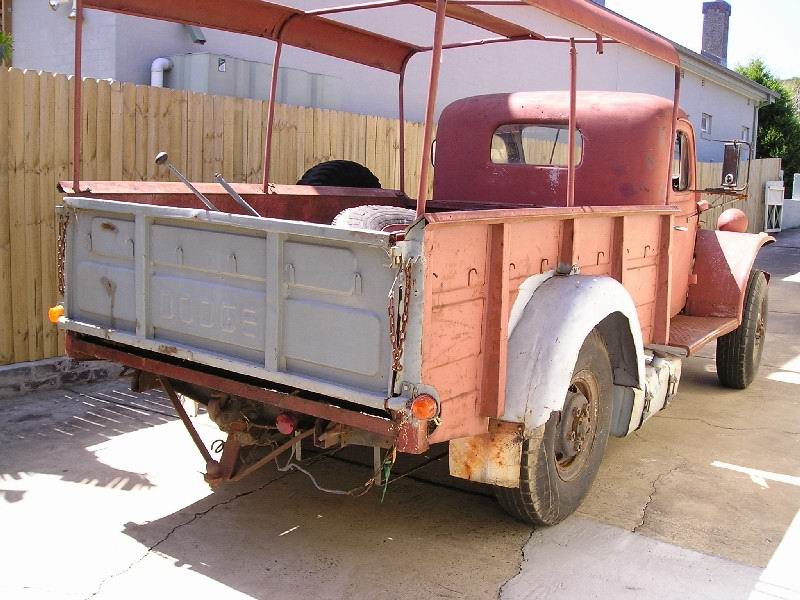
676, 44, 778, 104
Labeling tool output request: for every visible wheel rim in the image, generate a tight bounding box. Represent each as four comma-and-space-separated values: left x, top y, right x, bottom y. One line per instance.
555, 370, 600, 481
754, 305, 766, 354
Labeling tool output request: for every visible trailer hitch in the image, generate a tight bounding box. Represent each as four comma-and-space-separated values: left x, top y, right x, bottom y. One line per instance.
159, 376, 316, 486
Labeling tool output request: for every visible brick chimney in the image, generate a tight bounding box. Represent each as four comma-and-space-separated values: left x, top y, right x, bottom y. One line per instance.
702, 1, 731, 67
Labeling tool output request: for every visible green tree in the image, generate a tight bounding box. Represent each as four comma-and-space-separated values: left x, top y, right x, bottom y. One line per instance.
736, 59, 800, 193
0, 31, 11, 64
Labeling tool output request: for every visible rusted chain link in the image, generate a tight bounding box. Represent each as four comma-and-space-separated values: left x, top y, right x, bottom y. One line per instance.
57, 212, 70, 296
388, 258, 415, 373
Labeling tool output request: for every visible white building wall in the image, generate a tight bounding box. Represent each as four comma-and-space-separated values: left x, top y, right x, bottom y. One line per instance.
11, 1, 761, 162
679, 70, 758, 162
11, 3, 117, 81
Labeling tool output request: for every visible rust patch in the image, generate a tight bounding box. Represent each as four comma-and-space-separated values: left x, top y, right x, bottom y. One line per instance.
100, 221, 118, 232
449, 422, 523, 487
157, 344, 179, 355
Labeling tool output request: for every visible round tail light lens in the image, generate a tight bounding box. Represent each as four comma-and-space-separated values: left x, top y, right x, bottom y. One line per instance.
276, 413, 297, 435
410, 394, 438, 421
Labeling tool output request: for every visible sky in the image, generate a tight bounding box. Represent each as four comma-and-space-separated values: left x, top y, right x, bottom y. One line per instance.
605, 0, 798, 79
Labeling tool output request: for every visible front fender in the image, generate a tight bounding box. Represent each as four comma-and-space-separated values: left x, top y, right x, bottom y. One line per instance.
502, 275, 646, 434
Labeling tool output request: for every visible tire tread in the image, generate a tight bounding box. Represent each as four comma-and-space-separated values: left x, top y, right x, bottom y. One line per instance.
716, 270, 768, 389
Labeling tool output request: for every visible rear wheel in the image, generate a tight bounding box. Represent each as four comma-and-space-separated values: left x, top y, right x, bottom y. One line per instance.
716, 269, 768, 389
297, 160, 381, 188
495, 330, 613, 526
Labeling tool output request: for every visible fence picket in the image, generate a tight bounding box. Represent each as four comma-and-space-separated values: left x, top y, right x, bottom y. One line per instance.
23, 70, 43, 359
0, 68, 11, 363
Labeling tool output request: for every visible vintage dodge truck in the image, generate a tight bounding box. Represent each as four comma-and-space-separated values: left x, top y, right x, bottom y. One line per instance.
53, 0, 772, 525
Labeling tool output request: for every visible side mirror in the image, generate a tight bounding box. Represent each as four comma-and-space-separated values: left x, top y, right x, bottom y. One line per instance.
718, 140, 751, 193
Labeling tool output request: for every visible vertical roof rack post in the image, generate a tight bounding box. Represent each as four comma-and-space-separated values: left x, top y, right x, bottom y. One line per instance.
262, 15, 297, 192
72, 0, 84, 193
416, 0, 448, 218
567, 37, 577, 207
398, 52, 415, 196
262, 40, 283, 191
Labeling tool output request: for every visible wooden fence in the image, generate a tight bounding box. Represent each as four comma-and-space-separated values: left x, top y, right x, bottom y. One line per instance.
0, 67, 783, 366
696, 157, 782, 234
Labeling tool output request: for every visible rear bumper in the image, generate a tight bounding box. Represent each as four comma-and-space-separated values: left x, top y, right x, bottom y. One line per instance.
66, 332, 429, 454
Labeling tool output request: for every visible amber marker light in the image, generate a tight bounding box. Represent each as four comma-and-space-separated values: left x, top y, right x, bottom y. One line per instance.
48, 304, 65, 324
410, 394, 438, 421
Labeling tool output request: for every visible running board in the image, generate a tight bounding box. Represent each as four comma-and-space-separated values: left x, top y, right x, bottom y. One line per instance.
667, 315, 739, 355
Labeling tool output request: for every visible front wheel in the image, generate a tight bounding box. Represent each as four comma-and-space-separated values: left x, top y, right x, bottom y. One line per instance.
716, 269, 768, 389
495, 330, 613, 526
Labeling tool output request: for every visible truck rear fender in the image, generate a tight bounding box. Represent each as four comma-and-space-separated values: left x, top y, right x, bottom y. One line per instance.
502, 275, 646, 437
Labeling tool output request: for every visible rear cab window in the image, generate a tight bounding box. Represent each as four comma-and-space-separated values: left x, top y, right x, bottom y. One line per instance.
491, 124, 583, 167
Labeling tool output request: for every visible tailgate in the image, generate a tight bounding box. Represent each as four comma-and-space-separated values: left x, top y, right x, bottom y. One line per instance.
59, 197, 398, 409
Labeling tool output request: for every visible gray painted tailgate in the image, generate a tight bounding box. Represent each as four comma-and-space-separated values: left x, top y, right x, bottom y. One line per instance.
60, 197, 398, 409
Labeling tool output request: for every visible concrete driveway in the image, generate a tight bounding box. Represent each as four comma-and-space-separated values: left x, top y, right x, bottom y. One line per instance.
1, 229, 799, 600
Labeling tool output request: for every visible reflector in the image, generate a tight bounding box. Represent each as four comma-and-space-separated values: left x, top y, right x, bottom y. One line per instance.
48, 305, 65, 324
410, 394, 438, 420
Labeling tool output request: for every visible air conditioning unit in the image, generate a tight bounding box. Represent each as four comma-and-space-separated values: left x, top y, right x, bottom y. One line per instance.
163, 52, 342, 110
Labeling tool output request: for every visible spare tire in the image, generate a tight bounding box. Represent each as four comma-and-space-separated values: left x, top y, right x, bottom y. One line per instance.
297, 160, 381, 188
332, 205, 417, 232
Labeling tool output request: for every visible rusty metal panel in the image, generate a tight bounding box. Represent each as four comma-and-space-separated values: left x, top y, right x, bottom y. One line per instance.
433, 92, 677, 209
59, 181, 408, 225
652, 214, 674, 344
479, 223, 510, 418
448, 421, 523, 488
686, 230, 774, 319
573, 217, 614, 275
668, 315, 738, 355
521, 0, 680, 66
507, 220, 561, 280
83, 0, 418, 73
413, 2, 545, 40
620, 214, 663, 345
66, 333, 397, 437
422, 207, 673, 443
423, 221, 490, 443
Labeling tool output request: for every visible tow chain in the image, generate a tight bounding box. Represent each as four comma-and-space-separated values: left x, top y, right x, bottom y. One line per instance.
57, 212, 70, 296
388, 258, 415, 373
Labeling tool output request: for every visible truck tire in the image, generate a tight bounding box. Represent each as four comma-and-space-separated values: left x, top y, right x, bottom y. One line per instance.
716, 269, 768, 389
332, 205, 417, 232
495, 330, 613, 526
297, 160, 381, 188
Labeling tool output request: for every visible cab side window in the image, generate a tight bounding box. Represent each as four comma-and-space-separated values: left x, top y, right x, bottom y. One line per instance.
672, 131, 691, 192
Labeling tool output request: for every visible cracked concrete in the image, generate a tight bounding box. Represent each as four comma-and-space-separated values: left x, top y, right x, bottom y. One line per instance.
1, 228, 799, 599
653, 414, 800, 436
86, 464, 303, 599
633, 463, 684, 533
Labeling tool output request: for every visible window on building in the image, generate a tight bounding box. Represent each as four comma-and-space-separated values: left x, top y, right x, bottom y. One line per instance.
672, 131, 691, 192
741, 126, 751, 143
491, 124, 583, 167
701, 113, 713, 135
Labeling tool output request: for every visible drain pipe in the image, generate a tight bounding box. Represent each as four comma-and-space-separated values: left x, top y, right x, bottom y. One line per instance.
150, 57, 173, 88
